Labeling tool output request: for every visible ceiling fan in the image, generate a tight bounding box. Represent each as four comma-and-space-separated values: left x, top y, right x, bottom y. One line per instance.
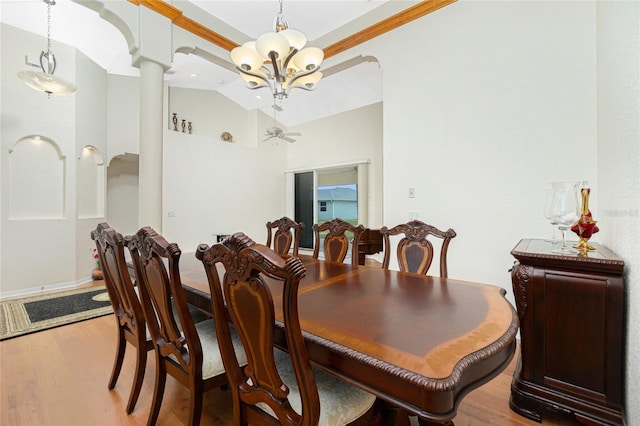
262, 126, 301, 143
262, 102, 302, 143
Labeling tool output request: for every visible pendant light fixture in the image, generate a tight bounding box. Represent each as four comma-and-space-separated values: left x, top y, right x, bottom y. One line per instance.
230, 0, 323, 102
17, 0, 77, 96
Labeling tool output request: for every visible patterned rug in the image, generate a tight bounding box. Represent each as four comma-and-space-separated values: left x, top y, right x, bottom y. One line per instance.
0, 286, 112, 340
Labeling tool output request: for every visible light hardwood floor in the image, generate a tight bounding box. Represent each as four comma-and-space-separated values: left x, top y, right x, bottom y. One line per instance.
0, 284, 579, 426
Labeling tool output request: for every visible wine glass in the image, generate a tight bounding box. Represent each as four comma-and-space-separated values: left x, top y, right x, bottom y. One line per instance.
543, 188, 560, 242
549, 181, 580, 253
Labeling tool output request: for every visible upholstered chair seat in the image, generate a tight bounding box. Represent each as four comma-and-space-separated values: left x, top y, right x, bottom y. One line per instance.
258, 349, 376, 425
168, 320, 246, 380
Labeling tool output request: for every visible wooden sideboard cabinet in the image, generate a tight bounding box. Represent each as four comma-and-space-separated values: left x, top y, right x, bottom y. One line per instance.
510, 239, 625, 425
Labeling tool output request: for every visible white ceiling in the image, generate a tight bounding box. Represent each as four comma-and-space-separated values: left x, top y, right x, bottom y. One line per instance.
0, 0, 400, 126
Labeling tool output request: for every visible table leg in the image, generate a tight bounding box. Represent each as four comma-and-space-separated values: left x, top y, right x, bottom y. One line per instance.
378, 400, 409, 426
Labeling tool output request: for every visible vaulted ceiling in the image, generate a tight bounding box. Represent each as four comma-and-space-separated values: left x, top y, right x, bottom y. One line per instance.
1, 0, 455, 126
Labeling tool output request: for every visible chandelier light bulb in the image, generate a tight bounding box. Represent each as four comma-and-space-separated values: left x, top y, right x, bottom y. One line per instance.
240, 71, 268, 89
279, 29, 306, 50
293, 47, 324, 71
300, 71, 322, 88
230, 45, 263, 72
255, 32, 290, 61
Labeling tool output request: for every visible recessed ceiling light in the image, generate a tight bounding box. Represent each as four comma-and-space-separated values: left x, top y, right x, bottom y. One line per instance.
189, 73, 198, 78
256, 95, 262, 100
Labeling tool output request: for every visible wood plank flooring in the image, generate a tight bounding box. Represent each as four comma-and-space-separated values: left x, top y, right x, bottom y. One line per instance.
0, 285, 579, 426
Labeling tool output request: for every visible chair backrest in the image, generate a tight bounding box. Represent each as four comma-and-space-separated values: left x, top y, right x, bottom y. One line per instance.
91, 222, 146, 339
196, 233, 317, 426
266, 216, 305, 256
312, 218, 365, 265
127, 226, 203, 380
380, 219, 457, 277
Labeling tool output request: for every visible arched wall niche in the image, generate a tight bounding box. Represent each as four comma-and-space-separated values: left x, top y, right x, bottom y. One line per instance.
8, 135, 66, 220
106, 153, 139, 236
77, 145, 105, 218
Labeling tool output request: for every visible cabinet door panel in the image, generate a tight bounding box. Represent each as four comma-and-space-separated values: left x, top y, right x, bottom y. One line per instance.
542, 272, 606, 394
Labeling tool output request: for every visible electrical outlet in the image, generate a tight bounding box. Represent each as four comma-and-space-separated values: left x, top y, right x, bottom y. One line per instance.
408, 210, 419, 220
167, 211, 175, 217
408, 187, 416, 198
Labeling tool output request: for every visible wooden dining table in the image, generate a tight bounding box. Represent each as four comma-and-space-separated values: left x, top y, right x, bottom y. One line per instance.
179, 254, 518, 425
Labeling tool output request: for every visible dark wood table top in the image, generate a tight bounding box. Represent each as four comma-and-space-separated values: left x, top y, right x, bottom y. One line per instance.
180, 255, 518, 424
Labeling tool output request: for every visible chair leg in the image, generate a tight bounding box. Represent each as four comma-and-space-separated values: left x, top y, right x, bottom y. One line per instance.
232, 391, 247, 426
147, 358, 166, 426
187, 378, 204, 426
108, 327, 126, 390
125, 344, 148, 414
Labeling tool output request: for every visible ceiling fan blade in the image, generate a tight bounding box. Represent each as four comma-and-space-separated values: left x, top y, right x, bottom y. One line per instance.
262, 136, 275, 142
282, 136, 296, 143
283, 132, 302, 136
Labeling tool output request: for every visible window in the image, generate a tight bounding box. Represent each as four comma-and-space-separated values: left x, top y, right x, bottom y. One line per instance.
287, 161, 369, 250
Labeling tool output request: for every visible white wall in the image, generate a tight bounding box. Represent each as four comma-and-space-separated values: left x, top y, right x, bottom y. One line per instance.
1, 23, 80, 295
162, 130, 288, 253
164, 87, 288, 251
596, 2, 640, 423
75, 50, 108, 280
330, 1, 598, 293
106, 74, 140, 165
168, 87, 254, 145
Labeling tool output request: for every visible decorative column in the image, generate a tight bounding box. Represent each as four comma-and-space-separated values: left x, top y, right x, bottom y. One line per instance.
133, 6, 172, 232
138, 60, 164, 231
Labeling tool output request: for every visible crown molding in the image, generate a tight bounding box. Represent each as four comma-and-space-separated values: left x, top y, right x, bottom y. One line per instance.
323, 0, 457, 59
129, 0, 239, 51
128, 0, 456, 58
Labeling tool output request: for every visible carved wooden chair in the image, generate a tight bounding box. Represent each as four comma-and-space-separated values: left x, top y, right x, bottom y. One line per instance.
91, 222, 152, 415
312, 218, 365, 265
380, 219, 457, 277
196, 233, 378, 426
127, 227, 245, 426
266, 216, 305, 256
380, 220, 457, 425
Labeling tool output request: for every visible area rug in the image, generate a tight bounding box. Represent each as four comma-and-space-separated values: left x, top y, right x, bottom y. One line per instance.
0, 286, 113, 341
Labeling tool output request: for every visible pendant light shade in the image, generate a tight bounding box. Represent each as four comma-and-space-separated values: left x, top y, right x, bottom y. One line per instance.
17, 0, 76, 96
18, 70, 77, 95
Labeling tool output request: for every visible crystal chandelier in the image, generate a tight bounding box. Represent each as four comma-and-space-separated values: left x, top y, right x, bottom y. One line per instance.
230, 0, 323, 101
17, 0, 77, 96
